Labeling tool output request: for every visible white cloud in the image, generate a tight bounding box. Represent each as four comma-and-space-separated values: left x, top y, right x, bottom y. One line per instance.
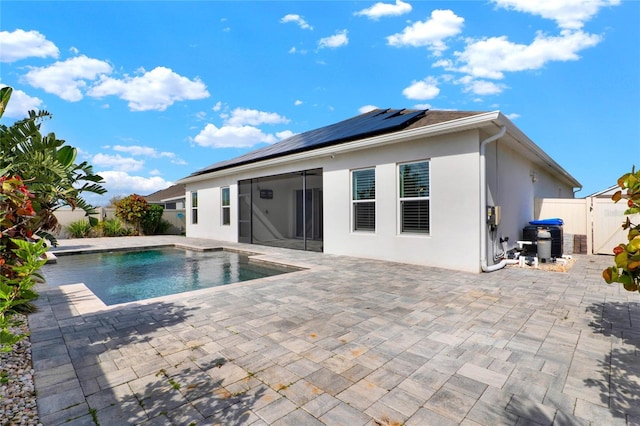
112, 145, 176, 159
192, 123, 277, 148
224, 108, 290, 127
359, 105, 378, 114
289, 46, 308, 55
318, 30, 349, 49
276, 130, 295, 140
294, 100, 303, 106
458, 76, 507, 95
212, 101, 222, 111
0, 29, 59, 63
354, 0, 412, 20
171, 158, 188, 166
413, 103, 432, 109
491, 0, 621, 29
0, 86, 43, 119
506, 112, 521, 120
387, 9, 464, 55
92, 153, 144, 172
88, 66, 209, 111
454, 30, 601, 79
280, 14, 313, 30
402, 77, 440, 100
97, 170, 173, 195
23, 55, 113, 102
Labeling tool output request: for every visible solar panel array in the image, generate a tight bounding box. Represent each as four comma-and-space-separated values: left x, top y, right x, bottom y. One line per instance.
191, 108, 427, 177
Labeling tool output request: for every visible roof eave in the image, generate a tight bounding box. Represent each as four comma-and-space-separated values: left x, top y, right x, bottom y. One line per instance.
177, 110, 581, 191
493, 112, 582, 190
176, 111, 502, 185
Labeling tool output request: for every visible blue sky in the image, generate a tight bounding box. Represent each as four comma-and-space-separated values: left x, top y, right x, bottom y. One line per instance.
1, 0, 638, 206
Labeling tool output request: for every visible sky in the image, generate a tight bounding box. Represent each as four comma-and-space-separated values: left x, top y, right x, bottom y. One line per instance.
1, 0, 638, 206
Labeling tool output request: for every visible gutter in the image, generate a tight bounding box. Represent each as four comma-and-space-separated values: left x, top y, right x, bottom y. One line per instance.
479, 125, 517, 272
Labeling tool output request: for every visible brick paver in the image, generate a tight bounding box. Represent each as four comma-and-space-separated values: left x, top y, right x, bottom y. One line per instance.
30, 236, 639, 425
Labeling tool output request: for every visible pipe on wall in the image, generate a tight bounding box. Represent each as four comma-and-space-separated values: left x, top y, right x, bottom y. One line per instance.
480, 125, 507, 272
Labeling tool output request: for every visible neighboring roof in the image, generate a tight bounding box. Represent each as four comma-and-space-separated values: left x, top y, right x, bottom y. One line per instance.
585, 185, 619, 198
189, 108, 433, 177
144, 184, 185, 203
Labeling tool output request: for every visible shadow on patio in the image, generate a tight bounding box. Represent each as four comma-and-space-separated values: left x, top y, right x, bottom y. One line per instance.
30, 285, 267, 424
583, 301, 640, 421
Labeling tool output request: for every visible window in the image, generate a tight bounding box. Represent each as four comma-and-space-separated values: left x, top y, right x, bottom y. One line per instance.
191, 192, 198, 224
352, 168, 375, 231
399, 161, 429, 234
221, 187, 230, 226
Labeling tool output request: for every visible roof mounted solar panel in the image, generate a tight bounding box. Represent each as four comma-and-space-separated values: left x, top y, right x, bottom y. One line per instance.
191, 108, 427, 176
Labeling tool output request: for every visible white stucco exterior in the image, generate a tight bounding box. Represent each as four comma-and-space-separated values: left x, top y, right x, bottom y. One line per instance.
179, 111, 580, 273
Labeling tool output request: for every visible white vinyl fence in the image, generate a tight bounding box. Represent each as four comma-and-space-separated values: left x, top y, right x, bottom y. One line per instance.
54, 207, 186, 238
535, 196, 637, 255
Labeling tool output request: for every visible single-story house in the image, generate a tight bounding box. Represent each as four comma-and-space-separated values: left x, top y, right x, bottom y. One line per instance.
177, 109, 581, 273
144, 184, 186, 210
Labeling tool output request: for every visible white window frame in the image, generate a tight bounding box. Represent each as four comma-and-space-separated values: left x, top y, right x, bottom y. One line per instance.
221, 187, 230, 226
191, 191, 198, 225
398, 160, 430, 234
351, 168, 376, 232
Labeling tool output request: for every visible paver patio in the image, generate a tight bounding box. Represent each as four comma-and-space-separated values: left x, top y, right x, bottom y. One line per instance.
30, 236, 640, 425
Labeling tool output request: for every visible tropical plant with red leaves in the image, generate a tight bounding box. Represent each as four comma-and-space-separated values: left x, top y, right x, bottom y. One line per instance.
115, 194, 150, 235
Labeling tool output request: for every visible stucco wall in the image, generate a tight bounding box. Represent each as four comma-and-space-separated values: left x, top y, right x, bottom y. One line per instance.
186, 130, 483, 273
322, 130, 481, 272
484, 138, 575, 260
184, 125, 576, 272
186, 158, 323, 243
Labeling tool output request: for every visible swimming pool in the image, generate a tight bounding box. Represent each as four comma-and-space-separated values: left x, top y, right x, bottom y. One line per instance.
41, 247, 294, 305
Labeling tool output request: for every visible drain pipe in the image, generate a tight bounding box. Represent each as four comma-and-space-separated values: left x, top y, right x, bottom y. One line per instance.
479, 125, 514, 272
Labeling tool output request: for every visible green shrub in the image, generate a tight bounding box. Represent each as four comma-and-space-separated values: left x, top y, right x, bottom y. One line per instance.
142, 204, 164, 235
66, 219, 93, 238
603, 167, 640, 291
98, 218, 131, 237
155, 219, 173, 235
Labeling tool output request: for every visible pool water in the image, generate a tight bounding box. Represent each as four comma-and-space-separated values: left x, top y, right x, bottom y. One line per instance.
41, 247, 293, 305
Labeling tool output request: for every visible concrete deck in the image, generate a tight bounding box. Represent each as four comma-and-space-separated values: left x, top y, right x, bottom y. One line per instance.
30, 236, 640, 425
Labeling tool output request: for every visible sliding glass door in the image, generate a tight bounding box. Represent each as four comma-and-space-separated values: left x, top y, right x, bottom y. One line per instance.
238, 168, 323, 252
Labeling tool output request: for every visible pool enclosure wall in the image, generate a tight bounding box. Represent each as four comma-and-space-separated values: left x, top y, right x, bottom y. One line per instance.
182, 111, 578, 273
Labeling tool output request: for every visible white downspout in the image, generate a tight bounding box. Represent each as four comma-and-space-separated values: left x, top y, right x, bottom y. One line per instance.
480, 126, 515, 272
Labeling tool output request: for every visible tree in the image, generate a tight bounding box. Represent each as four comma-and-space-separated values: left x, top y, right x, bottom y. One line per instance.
603, 167, 640, 291
105, 194, 123, 208
0, 87, 106, 244
115, 194, 150, 235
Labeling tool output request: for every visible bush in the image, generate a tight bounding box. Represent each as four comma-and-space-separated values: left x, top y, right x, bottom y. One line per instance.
603, 167, 640, 291
155, 219, 173, 235
115, 194, 149, 235
142, 204, 164, 235
0, 239, 48, 351
97, 218, 131, 237
66, 219, 93, 238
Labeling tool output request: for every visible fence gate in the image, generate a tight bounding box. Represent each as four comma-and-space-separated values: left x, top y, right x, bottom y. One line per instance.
591, 197, 638, 255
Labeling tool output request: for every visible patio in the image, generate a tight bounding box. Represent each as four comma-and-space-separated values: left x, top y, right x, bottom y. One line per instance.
31, 236, 639, 425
